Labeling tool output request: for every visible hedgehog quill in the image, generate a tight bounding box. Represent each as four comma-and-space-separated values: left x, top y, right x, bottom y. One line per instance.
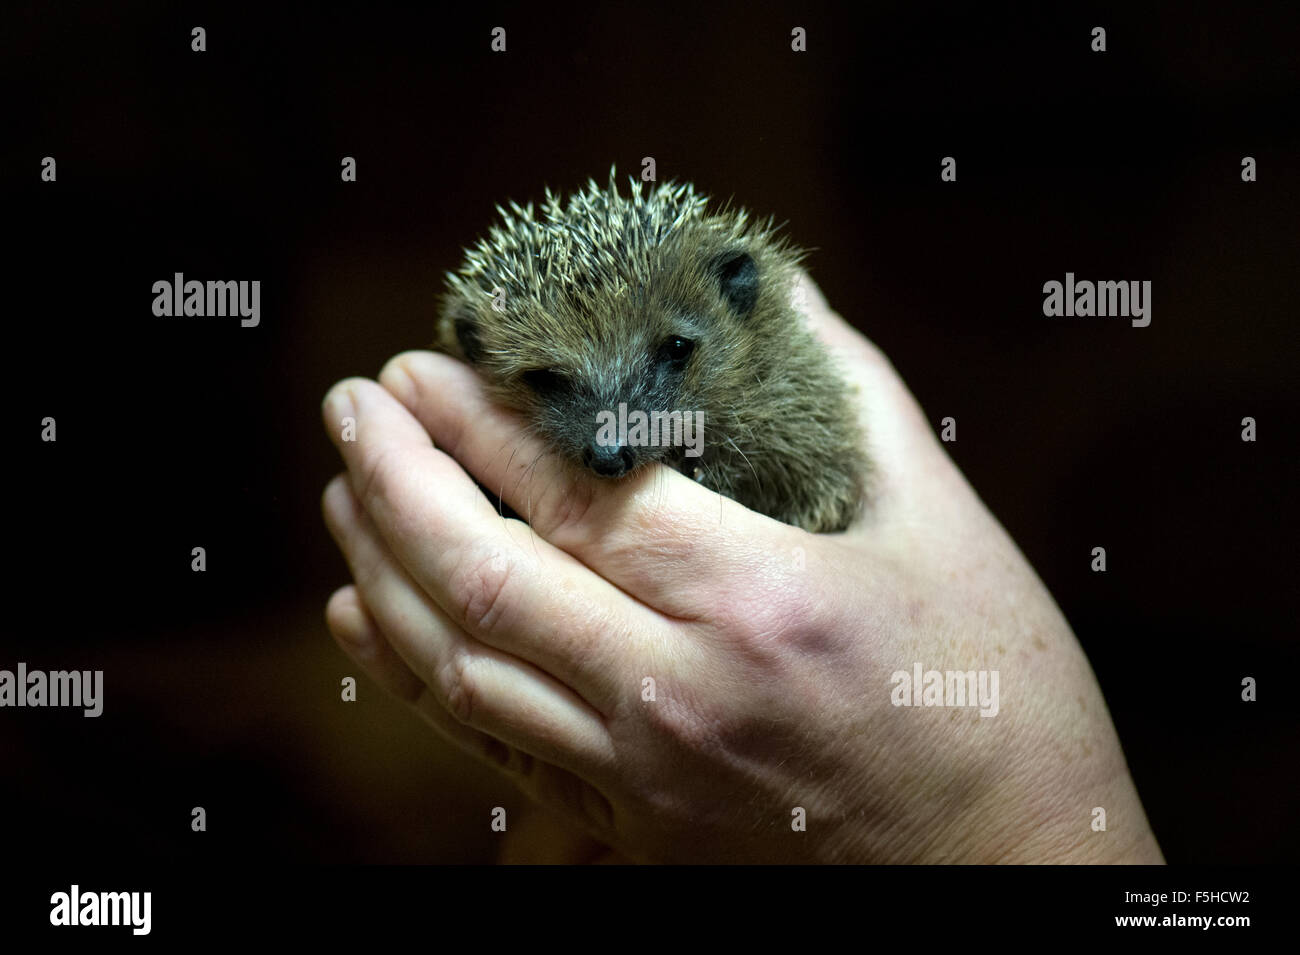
435, 171, 867, 533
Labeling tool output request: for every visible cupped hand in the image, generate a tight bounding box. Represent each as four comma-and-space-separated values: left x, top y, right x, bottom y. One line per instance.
320, 277, 1163, 864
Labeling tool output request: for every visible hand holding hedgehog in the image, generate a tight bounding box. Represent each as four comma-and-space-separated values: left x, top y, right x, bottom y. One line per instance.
434, 173, 867, 533
321, 271, 1163, 863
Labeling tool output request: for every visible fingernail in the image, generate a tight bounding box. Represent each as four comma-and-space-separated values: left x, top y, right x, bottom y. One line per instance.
323, 383, 356, 425
379, 358, 415, 406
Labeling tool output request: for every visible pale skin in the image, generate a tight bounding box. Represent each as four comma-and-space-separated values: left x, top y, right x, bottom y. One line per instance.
320, 276, 1164, 864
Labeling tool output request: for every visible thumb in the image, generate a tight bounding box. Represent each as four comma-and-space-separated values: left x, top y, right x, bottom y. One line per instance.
791, 272, 974, 525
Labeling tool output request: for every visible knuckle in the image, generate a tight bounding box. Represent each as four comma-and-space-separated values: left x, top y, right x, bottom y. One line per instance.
352, 448, 424, 540
535, 471, 598, 537
356, 445, 400, 507
722, 562, 810, 638
449, 547, 516, 635
437, 650, 482, 725
641, 685, 720, 754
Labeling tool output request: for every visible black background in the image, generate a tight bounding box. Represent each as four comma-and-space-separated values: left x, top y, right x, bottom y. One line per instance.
3, 0, 1297, 866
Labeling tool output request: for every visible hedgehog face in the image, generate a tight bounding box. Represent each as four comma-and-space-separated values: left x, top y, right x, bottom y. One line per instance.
438, 174, 805, 488
516, 326, 697, 479
483, 243, 765, 480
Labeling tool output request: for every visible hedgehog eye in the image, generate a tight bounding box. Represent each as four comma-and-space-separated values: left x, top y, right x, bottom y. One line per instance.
521, 367, 567, 398
656, 336, 695, 366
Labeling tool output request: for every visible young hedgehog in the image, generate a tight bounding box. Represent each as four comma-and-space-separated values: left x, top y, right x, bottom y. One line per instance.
434, 171, 867, 533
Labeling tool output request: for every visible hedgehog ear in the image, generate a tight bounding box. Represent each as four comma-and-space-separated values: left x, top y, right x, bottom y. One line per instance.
712, 251, 759, 317
452, 306, 483, 364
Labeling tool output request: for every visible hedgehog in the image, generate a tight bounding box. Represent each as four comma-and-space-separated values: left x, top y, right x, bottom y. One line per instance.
433, 170, 867, 533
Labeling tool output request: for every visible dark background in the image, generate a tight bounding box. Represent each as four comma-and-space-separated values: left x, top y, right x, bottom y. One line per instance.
3, 1, 1296, 864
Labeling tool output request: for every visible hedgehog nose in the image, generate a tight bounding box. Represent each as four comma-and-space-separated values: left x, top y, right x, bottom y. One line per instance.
583, 440, 635, 478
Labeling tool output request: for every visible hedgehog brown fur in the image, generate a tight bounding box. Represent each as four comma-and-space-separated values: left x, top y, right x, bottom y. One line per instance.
434, 170, 867, 533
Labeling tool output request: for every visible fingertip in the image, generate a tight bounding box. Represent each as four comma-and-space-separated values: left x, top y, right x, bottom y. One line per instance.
793, 270, 893, 373
321, 379, 360, 431
792, 270, 850, 333
380, 349, 488, 418
792, 269, 833, 317
325, 585, 367, 649
320, 473, 356, 531
378, 351, 428, 406
324, 587, 428, 705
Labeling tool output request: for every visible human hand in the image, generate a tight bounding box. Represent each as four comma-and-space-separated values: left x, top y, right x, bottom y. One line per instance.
320, 277, 1163, 863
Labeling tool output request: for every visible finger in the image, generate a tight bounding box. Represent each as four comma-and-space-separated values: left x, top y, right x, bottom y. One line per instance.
792, 271, 981, 527
326, 584, 427, 703
377, 350, 802, 621
326, 582, 618, 841
320, 381, 657, 710
321, 473, 618, 779
793, 270, 890, 370
326, 583, 519, 764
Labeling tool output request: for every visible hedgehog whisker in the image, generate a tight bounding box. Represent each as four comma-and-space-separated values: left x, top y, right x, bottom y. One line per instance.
725, 436, 763, 498
652, 461, 669, 517
497, 441, 526, 519
508, 434, 543, 504
518, 449, 545, 520
520, 449, 547, 557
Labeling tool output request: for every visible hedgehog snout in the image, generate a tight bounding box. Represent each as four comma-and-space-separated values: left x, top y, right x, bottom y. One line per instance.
582, 440, 636, 478
580, 384, 640, 478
